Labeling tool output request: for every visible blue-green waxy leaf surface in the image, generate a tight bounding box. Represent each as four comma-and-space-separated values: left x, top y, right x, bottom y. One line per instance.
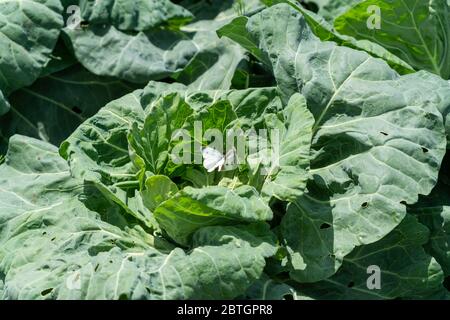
0, 0, 64, 116
79, 0, 194, 31
293, 215, 447, 299
155, 185, 273, 245
0, 0, 63, 95
62, 0, 256, 87
255, 93, 314, 202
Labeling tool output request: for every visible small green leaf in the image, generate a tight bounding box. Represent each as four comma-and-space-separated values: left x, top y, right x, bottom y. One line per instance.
141, 175, 179, 211
155, 185, 273, 245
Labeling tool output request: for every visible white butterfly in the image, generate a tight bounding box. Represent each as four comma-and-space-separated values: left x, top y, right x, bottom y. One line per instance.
66, 270, 81, 290
202, 147, 236, 172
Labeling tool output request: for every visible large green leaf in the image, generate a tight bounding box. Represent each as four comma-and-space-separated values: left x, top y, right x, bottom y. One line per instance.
0, 65, 136, 154
59, 89, 149, 223
63, 26, 199, 84
0, 135, 276, 300
218, 1, 415, 75
0, 0, 63, 95
217, 16, 270, 66
223, 4, 448, 282
154, 185, 273, 245
63, 0, 254, 88
174, 0, 265, 90
141, 175, 179, 212
294, 215, 447, 299
335, 0, 450, 79
173, 37, 247, 91
60, 90, 144, 183
409, 158, 450, 277
79, 0, 193, 31
291, 2, 414, 74
252, 93, 314, 202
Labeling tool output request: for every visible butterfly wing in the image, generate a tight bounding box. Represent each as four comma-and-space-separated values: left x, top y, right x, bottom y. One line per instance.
203, 147, 225, 172
220, 148, 237, 171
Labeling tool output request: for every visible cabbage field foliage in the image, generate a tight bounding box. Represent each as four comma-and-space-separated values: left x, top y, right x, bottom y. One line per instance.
0, 0, 449, 300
